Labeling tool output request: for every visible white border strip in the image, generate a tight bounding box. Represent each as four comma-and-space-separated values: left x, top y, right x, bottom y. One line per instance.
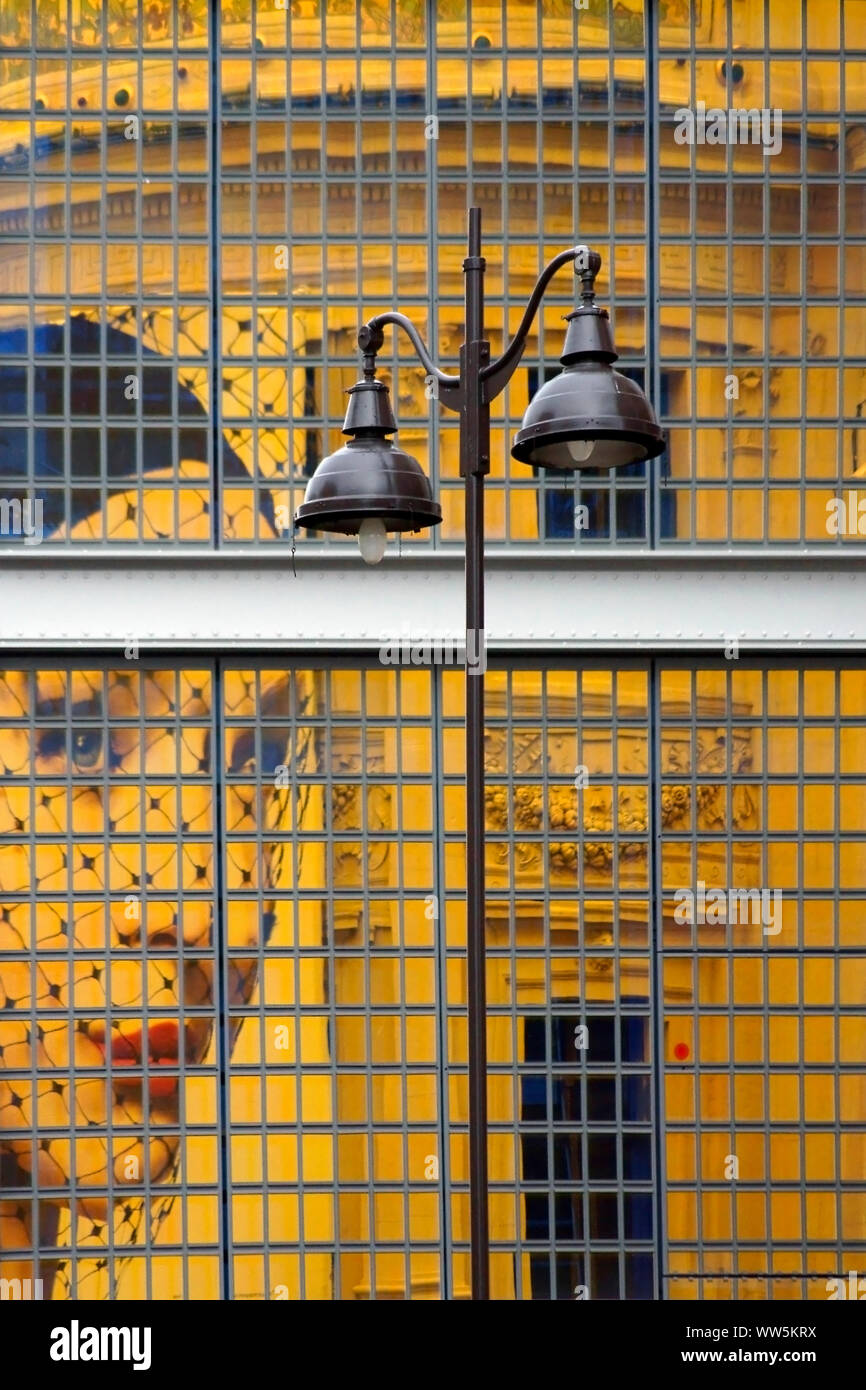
0, 554, 862, 649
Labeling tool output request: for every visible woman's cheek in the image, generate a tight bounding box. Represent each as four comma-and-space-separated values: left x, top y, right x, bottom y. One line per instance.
0, 1077, 31, 1130
0, 843, 33, 895
72, 1077, 108, 1129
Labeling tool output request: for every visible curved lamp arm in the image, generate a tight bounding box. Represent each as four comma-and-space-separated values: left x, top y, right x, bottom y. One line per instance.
358, 312, 461, 395
480, 244, 595, 402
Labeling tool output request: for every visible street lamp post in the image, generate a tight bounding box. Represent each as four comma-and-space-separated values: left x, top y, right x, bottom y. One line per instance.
295, 207, 664, 1301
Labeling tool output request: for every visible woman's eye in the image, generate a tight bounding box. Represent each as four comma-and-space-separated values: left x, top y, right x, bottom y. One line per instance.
71, 728, 103, 770
228, 732, 255, 773
36, 726, 106, 770
261, 735, 289, 775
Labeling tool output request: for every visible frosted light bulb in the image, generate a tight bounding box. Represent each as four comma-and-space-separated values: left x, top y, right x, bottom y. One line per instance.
567, 438, 595, 464
358, 517, 387, 565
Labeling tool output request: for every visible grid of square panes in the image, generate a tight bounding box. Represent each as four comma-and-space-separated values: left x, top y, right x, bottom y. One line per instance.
658, 663, 866, 1298
0, 663, 221, 1300
4, 0, 866, 546
0, 0, 655, 546
439, 665, 657, 1299
227, 0, 654, 547
423, 0, 652, 548
221, 665, 444, 1300
656, 0, 866, 544
3, 656, 865, 1300
0, 0, 214, 544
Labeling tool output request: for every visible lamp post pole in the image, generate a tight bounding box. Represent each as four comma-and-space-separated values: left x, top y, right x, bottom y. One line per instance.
461, 204, 491, 1303
296, 205, 664, 1300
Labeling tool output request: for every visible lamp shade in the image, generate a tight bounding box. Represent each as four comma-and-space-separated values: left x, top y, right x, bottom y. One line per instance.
294, 375, 442, 535
512, 282, 665, 471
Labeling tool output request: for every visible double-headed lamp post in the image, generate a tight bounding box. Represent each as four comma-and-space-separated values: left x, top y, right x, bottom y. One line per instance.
295, 207, 664, 1301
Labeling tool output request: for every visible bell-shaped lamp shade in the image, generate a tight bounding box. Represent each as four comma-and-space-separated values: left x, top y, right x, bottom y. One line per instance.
294, 375, 442, 542
512, 261, 665, 471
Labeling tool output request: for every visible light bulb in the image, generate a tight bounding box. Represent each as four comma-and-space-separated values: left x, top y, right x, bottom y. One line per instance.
358, 517, 387, 565
567, 438, 595, 464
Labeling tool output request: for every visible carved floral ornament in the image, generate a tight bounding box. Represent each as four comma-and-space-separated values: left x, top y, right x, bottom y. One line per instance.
482, 723, 758, 873
320, 722, 757, 877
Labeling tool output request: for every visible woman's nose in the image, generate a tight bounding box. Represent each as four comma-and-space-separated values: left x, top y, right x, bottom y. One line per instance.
113, 899, 178, 949
113, 901, 211, 950
145, 911, 180, 950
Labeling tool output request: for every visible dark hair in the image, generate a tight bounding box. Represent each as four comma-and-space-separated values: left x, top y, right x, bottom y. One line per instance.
0, 313, 276, 537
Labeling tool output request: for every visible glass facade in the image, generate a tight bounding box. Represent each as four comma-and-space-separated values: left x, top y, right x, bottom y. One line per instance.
0, 1, 864, 1302
1, 0, 865, 546
2, 660, 864, 1299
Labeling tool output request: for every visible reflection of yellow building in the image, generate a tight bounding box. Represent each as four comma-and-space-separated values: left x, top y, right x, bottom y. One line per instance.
0, 0, 863, 543
215, 665, 864, 1300
1, 0, 865, 1302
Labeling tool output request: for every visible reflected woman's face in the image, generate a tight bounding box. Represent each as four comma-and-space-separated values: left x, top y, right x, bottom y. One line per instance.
0, 488, 293, 1289
0, 670, 214, 1209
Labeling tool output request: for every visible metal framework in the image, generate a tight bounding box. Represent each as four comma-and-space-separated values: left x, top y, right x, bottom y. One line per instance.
0, 551, 862, 650
0, 0, 864, 1306
2, 655, 863, 1299
0, 0, 863, 550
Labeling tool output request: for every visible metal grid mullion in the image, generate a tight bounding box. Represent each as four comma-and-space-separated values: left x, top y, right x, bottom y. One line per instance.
430, 664, 452, 1300
64, 667, 79, 1295
539, 668, 554, 1297
832, 665, 844, 1284
138, 669, 154, 1296
610, 669, 622, 1300
295, 664, 316, 1302
175, 674, 190, 1304
393, 667, 412, 1300
614, 667, 625, 1295
320, 673, 341, 1301
358, 673, 377, 1297
796, 668, 809, 1285
649, 656, 668, 1299
725, 665, 741, 1294
22, 669, 38, 1286
576, 665, 590, 1293
253, 670, 272, 1298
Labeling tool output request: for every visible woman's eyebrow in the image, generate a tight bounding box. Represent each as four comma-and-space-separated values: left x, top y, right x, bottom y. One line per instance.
70, 697, 104, 719
33, 694, 106, 719
34, 695, 66, 718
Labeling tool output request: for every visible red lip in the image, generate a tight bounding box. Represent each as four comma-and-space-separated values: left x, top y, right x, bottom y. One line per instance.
87, 1020, 182, 1098
111, 1020, 179, 1062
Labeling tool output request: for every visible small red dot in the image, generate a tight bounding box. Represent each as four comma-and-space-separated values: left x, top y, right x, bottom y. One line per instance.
673, 1042, 690, 1061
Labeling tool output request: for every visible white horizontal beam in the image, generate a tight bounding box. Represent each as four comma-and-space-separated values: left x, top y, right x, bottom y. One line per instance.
0, 551, 862, 651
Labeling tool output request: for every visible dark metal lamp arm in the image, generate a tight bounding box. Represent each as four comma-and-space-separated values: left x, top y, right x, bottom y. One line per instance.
358, 313, 461, 400
480, 244, 595, 402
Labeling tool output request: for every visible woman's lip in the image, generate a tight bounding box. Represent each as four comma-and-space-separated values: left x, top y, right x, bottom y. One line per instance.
84, 1018, 213, 1089
86, 1019, 181, 1063
85, 1020, 185, 1099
